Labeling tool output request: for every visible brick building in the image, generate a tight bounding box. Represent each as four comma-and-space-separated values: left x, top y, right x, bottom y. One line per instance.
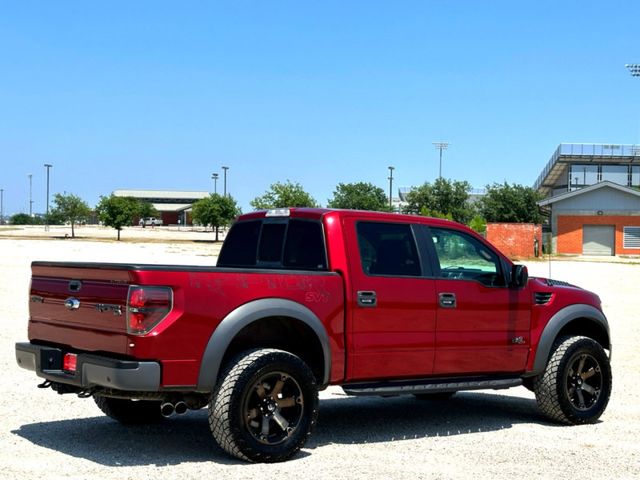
534, 144, 640, 255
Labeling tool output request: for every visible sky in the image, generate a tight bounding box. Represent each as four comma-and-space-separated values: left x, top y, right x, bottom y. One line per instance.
1, 1, 639, 216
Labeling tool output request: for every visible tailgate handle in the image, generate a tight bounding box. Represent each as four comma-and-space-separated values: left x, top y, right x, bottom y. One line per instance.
68, 280, 82, 292
357, 291, 377, 308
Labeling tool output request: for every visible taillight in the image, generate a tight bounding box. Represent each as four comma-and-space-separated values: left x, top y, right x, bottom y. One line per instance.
63, 353, 77, 373
126, 286, 173, 335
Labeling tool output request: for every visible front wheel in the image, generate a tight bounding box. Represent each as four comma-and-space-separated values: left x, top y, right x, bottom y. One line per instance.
208, 349, 319, 463
534, 336, 611, 425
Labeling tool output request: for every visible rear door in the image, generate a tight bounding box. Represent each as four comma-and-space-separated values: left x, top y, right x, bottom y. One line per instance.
425, 227, 531, 375
345, 218, 437, 381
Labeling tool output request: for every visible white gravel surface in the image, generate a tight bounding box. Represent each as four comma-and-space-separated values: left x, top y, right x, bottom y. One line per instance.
1, 237, 639, 479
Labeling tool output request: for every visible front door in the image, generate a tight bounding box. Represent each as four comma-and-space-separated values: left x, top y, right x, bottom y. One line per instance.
426, 227, 531, 375
345, 219, 437, 381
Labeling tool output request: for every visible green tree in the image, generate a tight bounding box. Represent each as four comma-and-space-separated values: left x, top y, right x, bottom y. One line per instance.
403, 178, 474, 223
250, 181, 318, 210
50, 193, 91, 238
10, 213, 38, 225
327, 182, 391, 211
95, 195, 140, 241
191, 194, 241, 241
480, 182, 544, 224
138, 201, 159, 220
468, 214, 487, 234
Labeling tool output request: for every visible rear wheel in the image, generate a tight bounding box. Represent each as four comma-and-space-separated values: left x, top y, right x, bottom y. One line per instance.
208, 349, 319, 463
534, 336, 611, 425
94, 397, 164, 424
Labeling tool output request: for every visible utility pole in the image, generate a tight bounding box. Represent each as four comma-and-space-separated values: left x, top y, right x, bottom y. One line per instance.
433, 142, 449, 179
388, 166, 395, 210
44, 164, 52, 231
211, 173, 219, 194
28, 174, 33, 216
222, 166, 229, 196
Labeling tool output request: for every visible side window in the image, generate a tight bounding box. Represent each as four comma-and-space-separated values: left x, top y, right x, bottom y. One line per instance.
430, 228, 504, 286
357, 222, 421, 277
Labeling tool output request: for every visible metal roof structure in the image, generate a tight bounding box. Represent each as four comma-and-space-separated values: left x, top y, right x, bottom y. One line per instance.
113, 189, 209, 200
534, 143, 640, 197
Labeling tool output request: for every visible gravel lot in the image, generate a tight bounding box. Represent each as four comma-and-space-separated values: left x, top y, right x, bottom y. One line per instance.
1, 237, 639, 479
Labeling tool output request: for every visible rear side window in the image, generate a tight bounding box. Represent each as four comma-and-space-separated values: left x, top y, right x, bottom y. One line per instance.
357, 222, 421, 277
217, 219, 327, 271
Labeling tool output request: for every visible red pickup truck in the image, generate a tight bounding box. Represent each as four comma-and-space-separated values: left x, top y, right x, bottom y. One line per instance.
16, 208, 612, 462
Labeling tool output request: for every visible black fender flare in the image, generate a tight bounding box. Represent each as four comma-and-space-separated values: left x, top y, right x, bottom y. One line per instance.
531, 303, 611, 375
196, 298, 331, 391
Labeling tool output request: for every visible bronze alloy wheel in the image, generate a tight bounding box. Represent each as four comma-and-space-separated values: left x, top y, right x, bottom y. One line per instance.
243, 371, 304, 445
565, 353, 603, 411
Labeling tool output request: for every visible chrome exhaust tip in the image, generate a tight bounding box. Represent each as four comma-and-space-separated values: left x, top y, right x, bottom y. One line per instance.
160, 402, 175, 417
174, 401, 188, 415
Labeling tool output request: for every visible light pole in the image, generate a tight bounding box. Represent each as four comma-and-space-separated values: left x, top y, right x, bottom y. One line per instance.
44, 164, 52, 231
628, 64, 640, 151
222, 166, 229, 196
211, 173, 219, 194
28, 174, 33, 216
433, 142, 449, 179
388, 166, 395, 210
0, 188, 4, 225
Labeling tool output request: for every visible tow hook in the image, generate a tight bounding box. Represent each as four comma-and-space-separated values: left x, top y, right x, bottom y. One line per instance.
37, 380, 52, 389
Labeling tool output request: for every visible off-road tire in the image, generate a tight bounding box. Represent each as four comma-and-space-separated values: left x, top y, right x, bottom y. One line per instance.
534, 336, 611, 425
208, 348, 319, 463
94, 396, 164, 424
413, 392, 456, 401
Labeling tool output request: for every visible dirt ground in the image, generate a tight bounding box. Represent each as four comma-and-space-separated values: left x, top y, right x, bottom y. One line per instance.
1, 237, 638, 479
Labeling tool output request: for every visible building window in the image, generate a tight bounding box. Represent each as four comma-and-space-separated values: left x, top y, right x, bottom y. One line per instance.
632, 166, 640, 188
601, 165, 629, 186
623, 227, 640, 249
569, 164, 598, 190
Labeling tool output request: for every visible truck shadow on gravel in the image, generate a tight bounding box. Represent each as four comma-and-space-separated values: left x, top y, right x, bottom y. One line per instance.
309, 391, 544, 449
13, 391, 543, 466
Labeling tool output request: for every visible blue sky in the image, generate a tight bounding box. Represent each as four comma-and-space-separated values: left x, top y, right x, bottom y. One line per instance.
1, 1, 639, 215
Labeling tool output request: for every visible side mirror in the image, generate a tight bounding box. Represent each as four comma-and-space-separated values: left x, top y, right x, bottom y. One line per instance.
511, 264, 528, 288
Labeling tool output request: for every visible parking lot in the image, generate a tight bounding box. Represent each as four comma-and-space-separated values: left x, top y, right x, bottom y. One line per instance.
1, 237, 638, 479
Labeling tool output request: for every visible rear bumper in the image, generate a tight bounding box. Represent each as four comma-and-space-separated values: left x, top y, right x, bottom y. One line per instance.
15, 342, 161, 391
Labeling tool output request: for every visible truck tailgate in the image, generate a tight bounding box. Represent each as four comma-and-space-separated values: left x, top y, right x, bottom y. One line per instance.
29, 262, 133, 354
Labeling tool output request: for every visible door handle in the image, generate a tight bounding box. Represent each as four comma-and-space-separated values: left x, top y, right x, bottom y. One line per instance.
357, 291, 377, 307
439, 293, 456, 308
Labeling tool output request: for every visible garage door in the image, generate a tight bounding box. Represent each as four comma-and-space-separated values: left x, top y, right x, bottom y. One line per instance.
583, 225, 615, 255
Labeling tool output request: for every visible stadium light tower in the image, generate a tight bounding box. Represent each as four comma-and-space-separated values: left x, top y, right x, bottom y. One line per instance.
433, 142, 449, 179
388, 166, 395, 210
28, 174, 33, 216
211, 173, 219, 194
626, 64, 640, 77
44, 164, 52, 231
222, 166, 229, 196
